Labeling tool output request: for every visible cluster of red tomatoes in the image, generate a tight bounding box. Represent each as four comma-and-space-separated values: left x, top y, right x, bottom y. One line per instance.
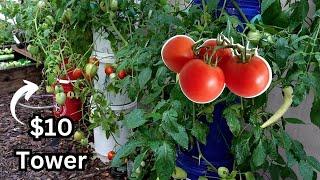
104, 64, 128, 80
59, 56, 99, 81
161, 35, 272, 104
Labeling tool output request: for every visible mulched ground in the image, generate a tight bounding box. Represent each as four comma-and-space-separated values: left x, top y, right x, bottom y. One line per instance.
0, 92, 117, 180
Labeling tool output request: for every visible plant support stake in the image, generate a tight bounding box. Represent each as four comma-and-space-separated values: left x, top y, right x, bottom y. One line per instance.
260, 86, 293, 128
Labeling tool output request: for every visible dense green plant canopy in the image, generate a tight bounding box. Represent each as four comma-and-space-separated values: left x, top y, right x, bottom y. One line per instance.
1, 0, 320, 179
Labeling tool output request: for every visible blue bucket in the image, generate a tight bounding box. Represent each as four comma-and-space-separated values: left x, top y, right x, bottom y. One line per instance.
176, 103, 234, 179
193, 0, 261, 23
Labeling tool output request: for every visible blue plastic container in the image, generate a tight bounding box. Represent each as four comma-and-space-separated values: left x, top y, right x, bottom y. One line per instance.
176, 2, 261, 179
193, 0, 261, 23
176, 103, 234, 179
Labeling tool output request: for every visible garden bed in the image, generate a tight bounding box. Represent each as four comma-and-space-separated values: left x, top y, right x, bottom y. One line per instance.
0, 45, 42, 94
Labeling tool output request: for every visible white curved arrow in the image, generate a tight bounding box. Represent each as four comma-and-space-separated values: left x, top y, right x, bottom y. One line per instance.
10, 80, 39, 125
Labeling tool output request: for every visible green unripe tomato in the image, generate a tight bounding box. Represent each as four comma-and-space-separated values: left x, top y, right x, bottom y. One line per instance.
99, 1, 107, 12
40, 23, 48, 30
80, 138, 88, 146
54, 85, 64, 94
85, 63, 98, 79
172, 166, 187, 179
110, 0, 118, 11
55, 92, 66, 105
74, 130, 84, 141
247, 30, 262, 44
37, 1, 46, 9
46, 85, 54, 93
140, 161, 145, 167
218, 167, 229, 178
135, 167, 141, 174
45, 15, 55, 26
61, 8, 72, 24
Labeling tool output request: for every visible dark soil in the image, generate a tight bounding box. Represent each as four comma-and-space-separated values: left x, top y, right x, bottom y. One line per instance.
0, 92, 116, 180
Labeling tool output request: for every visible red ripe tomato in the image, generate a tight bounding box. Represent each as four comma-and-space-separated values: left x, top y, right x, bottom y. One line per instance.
161, 35, 195, 73
221, 55, 272, 98
198, 39, 232, 65
118, 70, 127, 79
104, 65, 114, 75
179, 59, 225, 104
107, 151, 116, 160
72, 68, 83, 79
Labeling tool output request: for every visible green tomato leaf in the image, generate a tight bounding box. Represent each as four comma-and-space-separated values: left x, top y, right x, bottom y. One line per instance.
223, 104, 241, 136
262, 0, 276, 13
289, 0, 309, 30
285, 118, 306, 124
123, 109, 147, 129
286, 150, 298, 167
245, 172, 255, 180
155, 142, 175, 180
138, 67, 152, 89
306, 156, 320, 172
232, 133, 251, 165
292, 140, 307, 159
299, 160, 313, 180
310, 98, 320, 128
191, 120, 209, 144
132, 151, 147, 173
162, 109, 189, 149
252, 140, 266, 167
111, 140, 143, 167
